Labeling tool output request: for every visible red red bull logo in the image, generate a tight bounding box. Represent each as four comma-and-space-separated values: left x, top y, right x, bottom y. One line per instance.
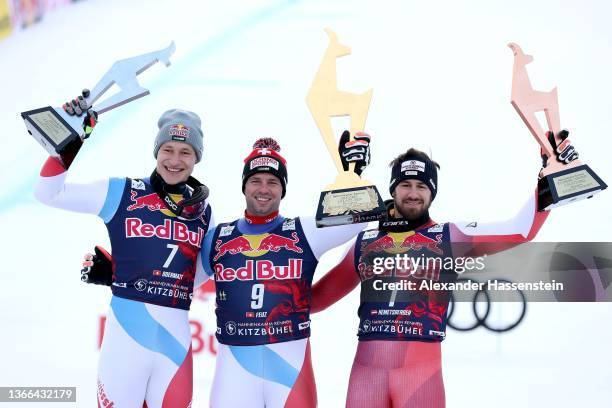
358, 231, 444, 280
213, 236, 253, 260
399, 233, 443, 255
213, 232, 303, 261
125, 218, 205, 248
362, 235, 396, 256
169, 124, 190, 139
362, 232, 443, 257
215, 259, 303, 282
127, 191, 165, 211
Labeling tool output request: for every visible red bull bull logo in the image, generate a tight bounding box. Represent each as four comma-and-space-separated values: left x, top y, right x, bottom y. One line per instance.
127, 191, 165, 211
258, 232, 302, 253
213, 236, 254, 260
399, 233, 443, 255
213, 232, 303, 261
362, 232, 443, 257
362, 235, 396, 256
358, 232, 444, 280
215, 259, 303, 282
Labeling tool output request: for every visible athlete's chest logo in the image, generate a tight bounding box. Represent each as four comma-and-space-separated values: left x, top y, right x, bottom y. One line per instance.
127, 190, 184, 217
125, 218, 205, 248
358, 231, 444, 281
213, 232, 303, 261
362, 231, 443, 257
214, 259, 303, 282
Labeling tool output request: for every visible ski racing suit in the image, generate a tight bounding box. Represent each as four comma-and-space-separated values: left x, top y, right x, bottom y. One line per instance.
311, 191, 549, 408
199, 215, 364, 407
35, 156, 213, 407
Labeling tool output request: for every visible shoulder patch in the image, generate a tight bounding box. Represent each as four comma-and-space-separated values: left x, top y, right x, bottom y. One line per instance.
131, 179, 145, 190
427, 224, 444, 233
219, 225, 235, 237
282, 219, 296, 231
363, 230, 379, 240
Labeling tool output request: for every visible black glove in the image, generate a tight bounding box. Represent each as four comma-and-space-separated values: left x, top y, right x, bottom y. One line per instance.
62, 89, 98, 139
541, 129, 579, 168
81, 246, 113, 286
338, 130, 371, 176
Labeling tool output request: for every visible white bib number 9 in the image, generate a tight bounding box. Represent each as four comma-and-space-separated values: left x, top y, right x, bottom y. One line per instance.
251, 283, 265, 309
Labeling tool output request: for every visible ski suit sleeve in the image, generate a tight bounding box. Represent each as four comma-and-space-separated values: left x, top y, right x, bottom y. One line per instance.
194, 226, 216, 288
450, 188, 549, 257
34, 156, 125, 222
300, 216, 367, 260
311, 241, 360, 313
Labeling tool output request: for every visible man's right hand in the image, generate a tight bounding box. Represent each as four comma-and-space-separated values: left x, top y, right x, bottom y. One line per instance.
81, 246, 113, 286
63, 89, 98, 138
539, 129, 579, 178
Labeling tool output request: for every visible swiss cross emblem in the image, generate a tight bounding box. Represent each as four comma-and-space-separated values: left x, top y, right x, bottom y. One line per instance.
257, 148, 271, 155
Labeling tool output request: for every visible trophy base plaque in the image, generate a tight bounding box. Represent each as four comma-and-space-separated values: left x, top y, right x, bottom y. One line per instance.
315, 185, 385, 227
537, 164, 607, 211
21, 106, 83, 157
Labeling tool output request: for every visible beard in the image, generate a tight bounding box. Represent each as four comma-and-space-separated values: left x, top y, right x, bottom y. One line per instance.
394, 198, 431, 220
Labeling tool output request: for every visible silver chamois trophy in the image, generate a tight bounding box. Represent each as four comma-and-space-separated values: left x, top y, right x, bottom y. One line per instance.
21, 42, 176, 162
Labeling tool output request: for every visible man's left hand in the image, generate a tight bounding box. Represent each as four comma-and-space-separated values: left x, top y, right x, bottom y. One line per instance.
338, 131, 371, 176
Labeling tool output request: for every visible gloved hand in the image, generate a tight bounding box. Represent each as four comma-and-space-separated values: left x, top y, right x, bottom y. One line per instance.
62, 89, 98, 139
81, 246, 113, 286
541, 129, 579, 169
338, 130, 371, 176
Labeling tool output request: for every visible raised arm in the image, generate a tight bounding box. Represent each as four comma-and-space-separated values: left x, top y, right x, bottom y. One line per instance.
311, 242, 360, 313
34, 156, 124, 220
33, 100, 125, 222
449, 128, 584, 256
300, 216, 366, 260
450, 189, 548, 257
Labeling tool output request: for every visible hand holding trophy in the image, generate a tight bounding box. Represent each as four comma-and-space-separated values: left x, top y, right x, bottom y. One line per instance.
21, 42, 176, 165
508, 43, 607, 210
306, 28, 385, 227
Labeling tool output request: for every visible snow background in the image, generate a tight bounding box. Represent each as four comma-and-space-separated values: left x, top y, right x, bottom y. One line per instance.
0, 0, 611, 406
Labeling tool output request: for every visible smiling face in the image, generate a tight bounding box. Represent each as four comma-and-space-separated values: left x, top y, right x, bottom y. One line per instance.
155, 141, 197, 185
392, 179, 432, 220
244, 173, 283, 216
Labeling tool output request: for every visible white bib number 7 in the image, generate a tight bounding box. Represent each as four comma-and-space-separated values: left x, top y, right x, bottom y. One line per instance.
163, 244, 179, 268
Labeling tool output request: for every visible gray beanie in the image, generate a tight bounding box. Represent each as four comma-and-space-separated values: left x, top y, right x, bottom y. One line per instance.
154, 109, 204, 162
